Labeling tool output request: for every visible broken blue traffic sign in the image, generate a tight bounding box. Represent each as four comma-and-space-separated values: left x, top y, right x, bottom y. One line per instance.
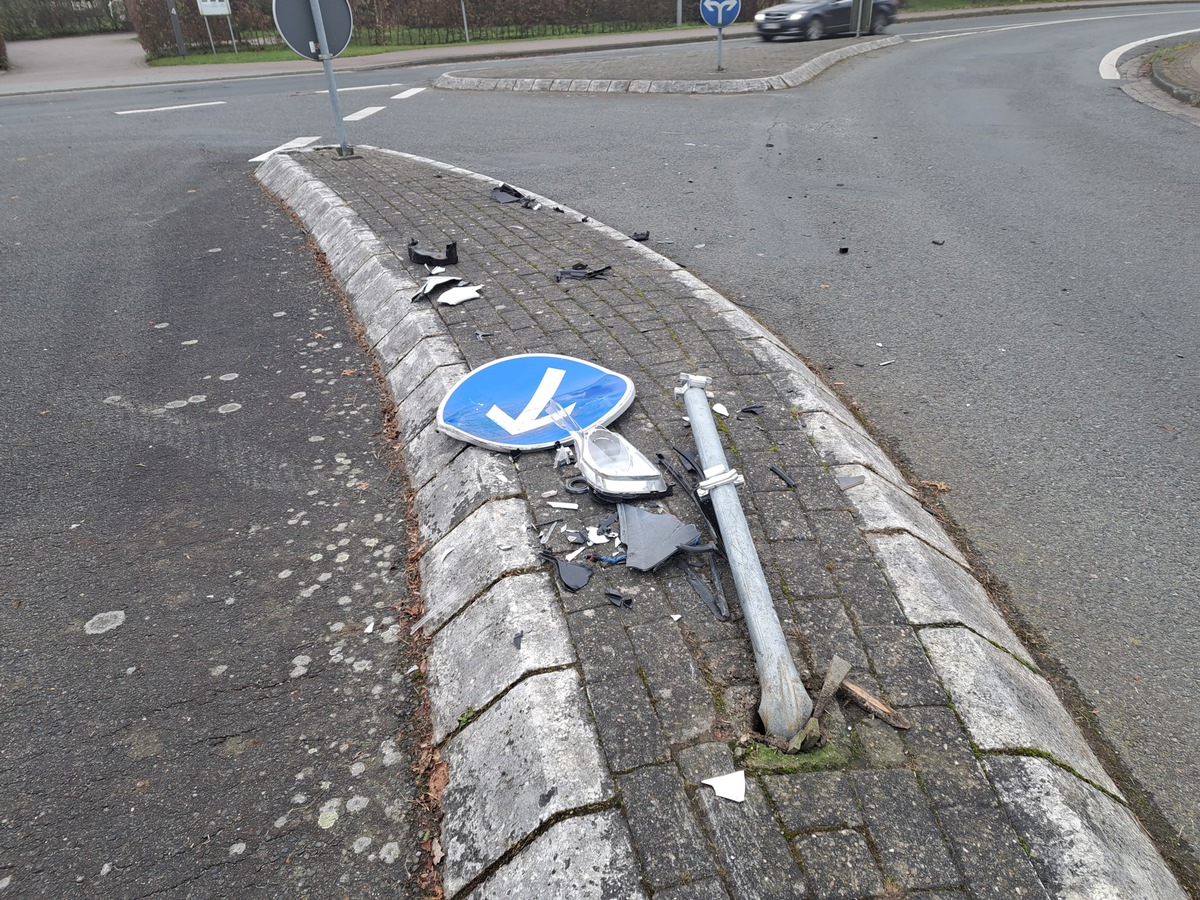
437, 354, 636, 451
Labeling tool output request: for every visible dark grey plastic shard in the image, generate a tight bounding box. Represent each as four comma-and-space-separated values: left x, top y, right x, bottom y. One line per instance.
618, 503, 701, 572
540, 550, 592, 592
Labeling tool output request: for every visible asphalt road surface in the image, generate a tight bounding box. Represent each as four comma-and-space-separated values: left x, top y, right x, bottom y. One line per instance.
0, 108, 431, 895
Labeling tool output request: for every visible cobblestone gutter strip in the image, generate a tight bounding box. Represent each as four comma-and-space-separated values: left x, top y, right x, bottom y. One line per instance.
255, 149, 1186, 900
432, 36, 903, 94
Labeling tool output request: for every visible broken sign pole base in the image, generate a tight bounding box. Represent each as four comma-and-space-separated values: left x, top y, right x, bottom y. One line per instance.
677, 373, 814, 737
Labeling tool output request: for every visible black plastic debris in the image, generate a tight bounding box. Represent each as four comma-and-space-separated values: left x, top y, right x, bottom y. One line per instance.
605, 589, 633, 609
839, 246, 849, 254
556, 263, 611, 283
618, 503, 701, 572
475, 330, 493, 341
491, 183, 540, 209
676, 555, 730, 622
408, 239, 458, 266
513, 631, 524, 650
631, 231, 650, 242
540, 550, 592, 592
564, 529, 587, 545
565, 476, 590, 495
598, 511, 619, 533
657, 451, 723, 550
932, 239, 945, 246
737, 404, 765, 419
770, 464, 797, 489
491, 184, 525, 203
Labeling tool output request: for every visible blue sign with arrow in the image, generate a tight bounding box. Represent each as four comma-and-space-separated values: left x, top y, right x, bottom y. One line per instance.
700, 0, 740, 27
437, 354, 636, 451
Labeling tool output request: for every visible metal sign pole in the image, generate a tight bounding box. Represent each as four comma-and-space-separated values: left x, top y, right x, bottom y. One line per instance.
204, 16, 216, 53
716, 25, 724, 70
677, 374, 814, 738
307, 0, 352, 157
226, 14, 238, 51
460, 0, 470, 42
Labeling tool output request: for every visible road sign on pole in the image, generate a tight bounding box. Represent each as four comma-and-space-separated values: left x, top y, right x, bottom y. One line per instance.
700, 0, 740, 71
438, 354, 636, 451
850, 0, 874, 35
272, 0, 354, 156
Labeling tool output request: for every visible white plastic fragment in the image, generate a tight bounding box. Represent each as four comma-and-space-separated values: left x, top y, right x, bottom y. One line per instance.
436, 285, 484, 306
541, 490, 558, 498
712, 403, 729, 417
671, 614, 682, 622
701, 770, 746, 802
548, 501, 579, 510
565, 545, 586, 562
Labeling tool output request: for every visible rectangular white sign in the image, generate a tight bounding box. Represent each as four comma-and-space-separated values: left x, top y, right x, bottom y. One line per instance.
197, 0, 231, 16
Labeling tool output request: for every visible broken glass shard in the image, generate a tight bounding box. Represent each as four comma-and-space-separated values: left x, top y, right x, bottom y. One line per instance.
618, 503, 700, 571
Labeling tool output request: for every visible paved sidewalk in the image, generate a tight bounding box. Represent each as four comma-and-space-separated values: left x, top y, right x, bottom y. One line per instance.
256, 145, 1189, 900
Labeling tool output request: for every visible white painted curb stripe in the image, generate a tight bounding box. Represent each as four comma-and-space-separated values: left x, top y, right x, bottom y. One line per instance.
249, 136, 321, 163
1100, 28, 1200, 79
392, 87, 426, 99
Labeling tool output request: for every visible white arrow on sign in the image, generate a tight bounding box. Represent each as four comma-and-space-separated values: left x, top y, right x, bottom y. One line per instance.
486, 368, 577, 436
703, 0, 738, 22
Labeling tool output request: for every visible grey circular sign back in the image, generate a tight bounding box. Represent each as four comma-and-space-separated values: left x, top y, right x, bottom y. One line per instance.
272, 0, 353, 61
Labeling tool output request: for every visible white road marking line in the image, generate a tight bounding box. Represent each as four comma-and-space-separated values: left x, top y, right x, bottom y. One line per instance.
1100, 28, 1200, 80
315, 83, 405, 94
115, 100, 226, 115
392, 87, 426, 99
249, 136, 322, 163
343, 106, 385, 121
904, 9, 1194, 39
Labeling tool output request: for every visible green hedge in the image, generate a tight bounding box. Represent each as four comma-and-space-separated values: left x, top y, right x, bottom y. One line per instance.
0, 0, 130, 40
0, 32, 7, 69
128, 0, 709, 58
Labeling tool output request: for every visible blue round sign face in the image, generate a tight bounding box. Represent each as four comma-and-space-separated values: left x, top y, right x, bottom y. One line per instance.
700, 0, 740, 27
437, 354, 636, 451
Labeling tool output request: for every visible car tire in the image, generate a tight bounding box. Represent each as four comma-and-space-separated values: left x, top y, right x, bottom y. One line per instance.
869, 12, 887, 34
805, 17, 824, 40
760, 33, 775, 40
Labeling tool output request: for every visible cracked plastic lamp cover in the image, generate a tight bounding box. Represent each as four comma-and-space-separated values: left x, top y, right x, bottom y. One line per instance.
407, 238, 458, 266
618, 503, 700, 571
575, 426, 669, 502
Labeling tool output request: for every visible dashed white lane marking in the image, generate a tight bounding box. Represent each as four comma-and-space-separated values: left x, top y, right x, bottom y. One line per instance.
1100, 28, 1200, 80
115, 100, 226, 115
392, 87, 426, 99
315, 83, 405, 94
249, 136, 322, 162
343, 106, 385, 121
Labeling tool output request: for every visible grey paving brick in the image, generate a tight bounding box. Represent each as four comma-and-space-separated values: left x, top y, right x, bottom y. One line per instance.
935, 800, 1050, 900
853, 716, 908, 769
771, 538, 838, 599
791, 595, 867, 671
681, 744, 809, 900
807, 509, 874, 562
618, 764, 718, 890
793, 830, 884, 900
568, 606, 641, 683
833, 559, 906, 627
699, 639, 758, 687
861, 625, 947, 708
850, 770, 961, 891
900, 706, 997, 810
652, 878, 732, 900
628, 620, 716, 744
763, 772, 863, 834
587, 673, 669, 772
752, 490, 811, 543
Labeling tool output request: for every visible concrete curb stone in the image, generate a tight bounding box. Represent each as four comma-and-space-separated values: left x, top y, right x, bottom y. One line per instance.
254, 148, 1187, 899
432, 35, 903, 94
